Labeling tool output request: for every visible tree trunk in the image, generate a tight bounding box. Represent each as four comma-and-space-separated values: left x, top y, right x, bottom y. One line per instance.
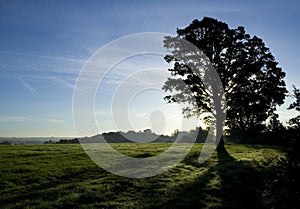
217, 134, 225, 151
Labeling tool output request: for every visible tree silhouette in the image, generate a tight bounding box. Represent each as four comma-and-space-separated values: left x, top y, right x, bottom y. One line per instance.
163, 17, 287, 147
288, 85, 300, 128
272, 85, 300, 209
268, 113, 285, 132
288, 86, 300, 110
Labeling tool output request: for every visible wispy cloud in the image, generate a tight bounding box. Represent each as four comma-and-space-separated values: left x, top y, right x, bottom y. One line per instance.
49, 76, 76, 89
0, 116, 64, 124
0, 50, 86, 63
43, 118, 64, 124
0, 50, 85, 82
17, 77, 38, 94
0, 116, 31, 122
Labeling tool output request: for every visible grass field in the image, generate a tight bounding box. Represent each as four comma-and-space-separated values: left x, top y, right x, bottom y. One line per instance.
0, 143, 287, 209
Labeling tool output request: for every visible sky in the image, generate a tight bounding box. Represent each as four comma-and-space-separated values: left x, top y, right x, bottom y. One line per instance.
0, 0, 299, 137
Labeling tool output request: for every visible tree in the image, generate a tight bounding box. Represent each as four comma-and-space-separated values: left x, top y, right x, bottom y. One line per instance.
162, 17, 287, 148
268, 113, 285, 133
272, 86, 300, 209
288, 85, 300, 128
288, 86, 300, 111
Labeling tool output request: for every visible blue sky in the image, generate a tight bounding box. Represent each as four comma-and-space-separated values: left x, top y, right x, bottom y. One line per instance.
0, 0, 299, 137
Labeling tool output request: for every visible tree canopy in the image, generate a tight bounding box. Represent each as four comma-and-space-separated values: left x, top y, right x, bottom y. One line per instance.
288, 86, 300, 128
163, 17, 287, 134
288, 86, 300, 111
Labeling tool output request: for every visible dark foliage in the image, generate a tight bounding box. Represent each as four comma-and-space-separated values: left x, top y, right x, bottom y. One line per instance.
163, 17, 287, 139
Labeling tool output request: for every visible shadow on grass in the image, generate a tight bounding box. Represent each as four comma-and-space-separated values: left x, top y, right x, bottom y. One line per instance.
1, 145, 278, 209
154, 148, 265, 209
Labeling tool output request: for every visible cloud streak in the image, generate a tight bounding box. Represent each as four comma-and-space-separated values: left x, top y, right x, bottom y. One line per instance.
17, 77, 38, 94
49, 76, 76, 89
0, 116, 64, 124
0, 50, 86, 63
0, 116, 31, 122
42, 118, 64, 124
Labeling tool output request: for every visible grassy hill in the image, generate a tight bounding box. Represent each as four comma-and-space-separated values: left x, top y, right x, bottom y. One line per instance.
0, 143, 289, 209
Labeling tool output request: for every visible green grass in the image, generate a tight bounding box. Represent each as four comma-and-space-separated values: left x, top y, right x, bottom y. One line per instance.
0, 143, 287, 209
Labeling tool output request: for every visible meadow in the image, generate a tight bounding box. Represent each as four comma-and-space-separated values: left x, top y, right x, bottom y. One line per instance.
0, 143, 288, 209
